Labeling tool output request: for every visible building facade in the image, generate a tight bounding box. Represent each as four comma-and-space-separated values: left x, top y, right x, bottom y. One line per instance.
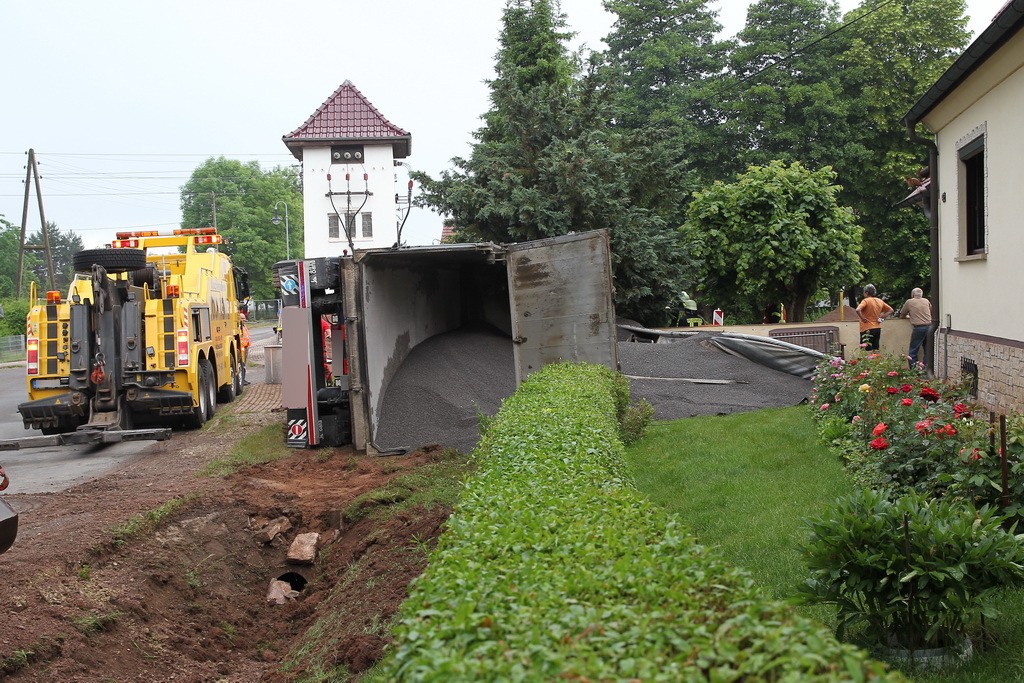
283, 81, 412, 257
905, 1, 1024, 412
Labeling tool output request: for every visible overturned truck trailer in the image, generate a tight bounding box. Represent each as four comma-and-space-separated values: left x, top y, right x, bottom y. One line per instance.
277, 230, 618, 453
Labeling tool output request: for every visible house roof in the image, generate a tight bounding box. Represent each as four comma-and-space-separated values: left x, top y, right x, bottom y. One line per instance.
904, 0, 1024, 126
283, 80, 411, 160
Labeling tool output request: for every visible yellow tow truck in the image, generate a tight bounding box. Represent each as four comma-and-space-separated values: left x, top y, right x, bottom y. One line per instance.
8, 227, 249, 448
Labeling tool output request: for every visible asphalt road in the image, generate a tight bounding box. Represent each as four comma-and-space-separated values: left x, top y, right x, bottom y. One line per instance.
0, 323, 277, 495
0, 366, 160, 494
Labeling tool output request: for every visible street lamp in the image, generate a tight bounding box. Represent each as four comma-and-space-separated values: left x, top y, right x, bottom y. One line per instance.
271, 201, 290, 260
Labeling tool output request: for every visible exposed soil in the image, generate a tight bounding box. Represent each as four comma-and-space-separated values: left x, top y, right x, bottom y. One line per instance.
0, 389, 456, 682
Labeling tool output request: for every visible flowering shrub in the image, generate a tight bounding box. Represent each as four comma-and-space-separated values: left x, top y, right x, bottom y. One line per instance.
811, 353, 979, 496
942, 414, 1024, 525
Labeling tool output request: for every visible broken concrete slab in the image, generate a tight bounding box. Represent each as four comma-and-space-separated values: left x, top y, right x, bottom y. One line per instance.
287, 532, 320, 565
254, 516, 292, 544
266, 579, 299, 604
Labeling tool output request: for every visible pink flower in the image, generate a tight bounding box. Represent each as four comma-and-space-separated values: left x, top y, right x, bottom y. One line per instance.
870, 437, 889, 450
901, 398, 913, 406
851, 415, 862, 423
887, 371, 899, 377
915, 419, 933, 434
872, 422, 887, 437
900, 384, 913, 393
820, 403, 830, 411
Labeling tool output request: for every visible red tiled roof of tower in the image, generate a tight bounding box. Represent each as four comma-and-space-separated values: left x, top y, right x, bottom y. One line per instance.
283, 80, 411, 159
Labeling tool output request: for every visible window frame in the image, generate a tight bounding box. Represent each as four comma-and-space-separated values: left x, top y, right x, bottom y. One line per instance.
956, 129, 987, 259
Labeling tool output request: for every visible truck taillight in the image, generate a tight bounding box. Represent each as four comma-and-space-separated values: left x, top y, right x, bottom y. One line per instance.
46, 290, 61, 304
166, 285, 180, 298
176, 330, 190, 366
27, 338, 39, 375
111, 239, 139, 248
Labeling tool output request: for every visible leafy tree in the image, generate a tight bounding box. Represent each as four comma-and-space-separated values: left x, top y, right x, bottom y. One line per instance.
834, 0, 969, 297
415, 0, 693, 323
722, 0, 859, 175
681, 160, 863, 322
180, 158, 302, 299
28, 223, 84, 293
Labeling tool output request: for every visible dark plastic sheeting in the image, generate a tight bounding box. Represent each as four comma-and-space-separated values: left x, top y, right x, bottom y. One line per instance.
706, 332, 826, 380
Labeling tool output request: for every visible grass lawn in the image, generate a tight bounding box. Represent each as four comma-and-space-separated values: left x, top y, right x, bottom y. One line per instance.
624, 405, 1024, 682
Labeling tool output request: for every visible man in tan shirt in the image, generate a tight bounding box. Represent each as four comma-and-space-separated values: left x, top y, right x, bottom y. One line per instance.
898, 287, 932, 368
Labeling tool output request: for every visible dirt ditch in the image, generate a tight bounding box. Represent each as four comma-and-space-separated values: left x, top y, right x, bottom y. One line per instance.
0, 403, 463, 682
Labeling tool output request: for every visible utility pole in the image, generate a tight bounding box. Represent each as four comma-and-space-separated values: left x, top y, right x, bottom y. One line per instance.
210, 192, 217, 228
17, 149, 57, 296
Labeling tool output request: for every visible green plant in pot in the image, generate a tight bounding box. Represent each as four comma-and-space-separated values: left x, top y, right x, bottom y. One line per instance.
798, 488, 1024, 659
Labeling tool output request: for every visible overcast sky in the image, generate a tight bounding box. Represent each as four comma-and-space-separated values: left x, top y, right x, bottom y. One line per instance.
0, 0, 1007, 251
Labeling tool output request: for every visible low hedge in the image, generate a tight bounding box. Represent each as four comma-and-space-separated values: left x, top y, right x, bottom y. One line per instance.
380, 363, 898, 681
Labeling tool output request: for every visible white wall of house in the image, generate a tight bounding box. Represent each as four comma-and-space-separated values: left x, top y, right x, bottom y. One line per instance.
301, 144, 400, 258
925, 34, 1024, 342
921, 32, 1024, 411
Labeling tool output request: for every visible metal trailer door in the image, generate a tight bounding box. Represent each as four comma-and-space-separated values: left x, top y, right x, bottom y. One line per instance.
506, 229, 618, 385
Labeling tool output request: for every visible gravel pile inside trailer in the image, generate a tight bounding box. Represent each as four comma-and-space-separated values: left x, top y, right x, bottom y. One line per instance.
373, 327, 516, 454
374, 329, 812, 454
618, 332, 812, 420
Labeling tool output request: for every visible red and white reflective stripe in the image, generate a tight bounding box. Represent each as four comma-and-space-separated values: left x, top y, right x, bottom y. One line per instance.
176, 329, 190, 366
27, 337, 39, 375
341, 324, 349, 376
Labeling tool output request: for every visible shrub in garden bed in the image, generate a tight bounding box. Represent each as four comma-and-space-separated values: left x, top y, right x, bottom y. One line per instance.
379, 363, 898, 681
799, 488, 1024, 652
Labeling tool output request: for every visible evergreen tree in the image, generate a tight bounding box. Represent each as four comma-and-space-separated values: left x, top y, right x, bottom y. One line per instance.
601, 0, 732, 197
415, 0, 693, 323
28, 223, 85, 293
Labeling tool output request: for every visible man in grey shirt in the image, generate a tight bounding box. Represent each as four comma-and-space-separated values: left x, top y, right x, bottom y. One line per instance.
899, 287, 932, 369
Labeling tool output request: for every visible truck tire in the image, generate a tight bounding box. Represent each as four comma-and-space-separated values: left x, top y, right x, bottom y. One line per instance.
218, 353, 238, 403
202, 358, 217, 421
186, 365, 209, 429
73, 248, 146, 274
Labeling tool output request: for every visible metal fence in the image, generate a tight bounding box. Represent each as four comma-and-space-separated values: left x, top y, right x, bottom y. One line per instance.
0, 335, 25, 363
245, 299, 281, 322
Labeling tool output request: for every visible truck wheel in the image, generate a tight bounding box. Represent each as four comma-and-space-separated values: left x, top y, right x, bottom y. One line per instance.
202, 358, 217, 421
218, 355, 237, 403
234, 354, 244, 397
186, 365, 209, 429
73, 248, 147, 274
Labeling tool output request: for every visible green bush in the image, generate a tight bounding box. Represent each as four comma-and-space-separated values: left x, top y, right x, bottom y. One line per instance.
619, 397, 654, 445
0, 298, 29, 338
380, 362, 898, 681
799, 488, 1024, 650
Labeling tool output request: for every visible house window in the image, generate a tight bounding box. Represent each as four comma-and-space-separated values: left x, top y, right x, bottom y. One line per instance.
361, 213, 373, 238
327, 213, 357, 240
958, 134, 986, 255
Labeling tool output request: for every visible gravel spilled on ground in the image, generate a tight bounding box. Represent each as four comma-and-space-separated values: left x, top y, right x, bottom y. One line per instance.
618, 332, 812, 419
373, 328, 812, 453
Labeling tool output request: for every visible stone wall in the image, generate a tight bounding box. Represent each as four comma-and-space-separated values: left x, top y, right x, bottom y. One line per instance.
935, 329, 1024, 414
